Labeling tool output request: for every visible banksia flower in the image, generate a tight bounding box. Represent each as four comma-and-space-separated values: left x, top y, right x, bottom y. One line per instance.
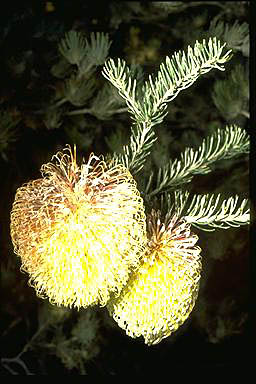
107, 210, 202, 345
10, 145, 147, 309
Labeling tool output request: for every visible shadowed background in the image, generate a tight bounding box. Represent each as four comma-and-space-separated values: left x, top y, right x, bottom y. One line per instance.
0, 1, 250, 374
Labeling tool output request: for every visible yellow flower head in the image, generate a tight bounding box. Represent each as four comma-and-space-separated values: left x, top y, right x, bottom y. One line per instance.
10, 145, 147, 309
107, 209, 202, 345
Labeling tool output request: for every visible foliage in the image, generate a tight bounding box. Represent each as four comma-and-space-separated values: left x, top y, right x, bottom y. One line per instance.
0, 110, 20, 160
212, 64, 249, 120
167, 190, 249, 231
102, 38, 232, 128
59, 31, 112, 72
101, 42, 249, 232
208, 18, 249, 57
145, 125, 249, 195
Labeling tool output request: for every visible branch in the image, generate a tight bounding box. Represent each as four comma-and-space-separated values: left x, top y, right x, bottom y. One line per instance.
146, 125, 249, 197
140, 37, 232, 126
163, 190, 249, 231
183, 193, 250, 231
102, 38, 232, 128
111, 122, 157, 175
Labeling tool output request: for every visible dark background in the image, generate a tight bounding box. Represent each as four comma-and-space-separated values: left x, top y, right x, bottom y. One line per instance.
0, 1, 252, 374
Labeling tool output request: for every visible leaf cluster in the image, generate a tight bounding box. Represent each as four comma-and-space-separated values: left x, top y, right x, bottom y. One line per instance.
209, 18, 249, 57
165, 190, 249, 231
146, 125, 249, 196
37, 305, 101, 373
42, 31, 129, 146
212, 64, 249, 121
101, 37, 249, 231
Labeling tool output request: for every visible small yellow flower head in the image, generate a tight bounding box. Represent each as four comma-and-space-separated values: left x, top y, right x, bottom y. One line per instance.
10, 145, 147, 309
107, 210, 202, 345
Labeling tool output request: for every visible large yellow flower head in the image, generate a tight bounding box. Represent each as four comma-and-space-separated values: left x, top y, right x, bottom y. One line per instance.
107, 210, 202, 345
10, 145, 147, 309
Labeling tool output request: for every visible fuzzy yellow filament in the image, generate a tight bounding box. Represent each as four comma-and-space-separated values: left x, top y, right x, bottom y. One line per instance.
10, 145, 147, 309
107, 210, 202, 345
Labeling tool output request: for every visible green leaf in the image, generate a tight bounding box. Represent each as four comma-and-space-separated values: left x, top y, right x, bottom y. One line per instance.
102, 38, 232, 128
59, 30, 87, 66
146, 125, 249, 197
212, 64, 249, 120
79, 32, 112, 73
163, 190, 249, 231
111, 122, 157, 175
183, 193, 250, 231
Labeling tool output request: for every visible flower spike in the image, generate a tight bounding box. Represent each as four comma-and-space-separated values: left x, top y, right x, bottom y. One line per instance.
10, 145, 147, 309
107, 210, 202, 345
